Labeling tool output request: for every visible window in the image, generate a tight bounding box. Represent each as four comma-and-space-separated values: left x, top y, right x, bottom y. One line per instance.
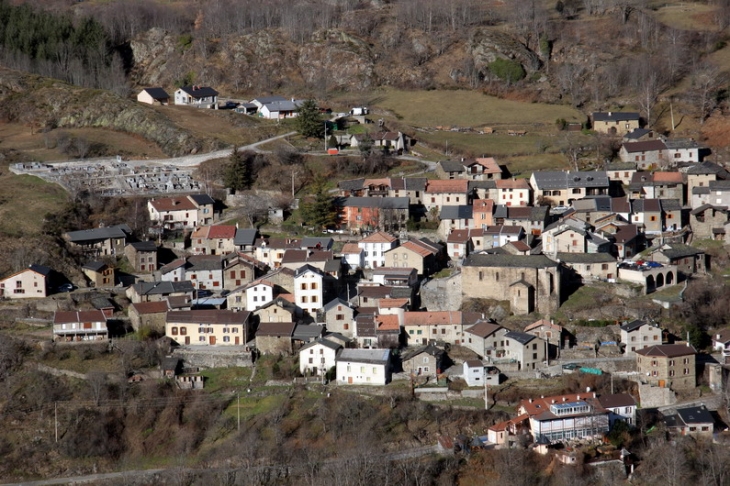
223, 336, 230, 343
684, 368, 690, 375
180, 327, 187, 335
343, 323, 349, 330
309, 358, 313, 364
533, 353, 537, 359
336, 314, 344, 320
199, 336, 206, 342
301, 283, 307, 290
311, 283, 318, 290
171, 327, 178, 335
441, 328, 446, 334
416, 330, 422, 335
311, 296, 318, 303
432, 328, 437, 334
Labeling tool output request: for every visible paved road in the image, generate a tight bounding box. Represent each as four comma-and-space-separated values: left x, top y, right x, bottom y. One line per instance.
657, 394, 723, 413
1, 469, 165, 486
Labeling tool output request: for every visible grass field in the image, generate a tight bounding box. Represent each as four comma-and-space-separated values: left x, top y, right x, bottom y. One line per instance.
652, 3, 719, 32
0, 174, 67, 235
374, 88, 584, 128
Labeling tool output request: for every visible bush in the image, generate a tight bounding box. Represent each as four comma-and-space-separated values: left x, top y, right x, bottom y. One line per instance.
488, 58, 526, 84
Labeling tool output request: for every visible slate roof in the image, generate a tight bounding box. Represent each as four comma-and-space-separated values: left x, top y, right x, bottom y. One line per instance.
234, 229, 258, 246
622, 129, 652, 140
141, 87, 170, 99
404, 177, 428, 191
605, 161, 638, 171
709, 180, 730, 190
128, 241, 157, 252
686, 161, 730, 178
82, 261, 109, 272
188, 194, 215, 206
463, 254, 558, 268
664, 139, 699, 150
280, 249, 332, 264
631, 199, 661, 212
186, 255, 223, 271
593, 111, 640, 122
323, 298, 352, 312
262, 100, 303, 112
300, 337, 341, 353
66, 224, 131, 243
440, 205, 473, 220
28, 264, 52, 276
505, 330, 537, 345
292, 324, 324, 341
401, 343, 444, 361
338, 178, 366, 191
336, 348, 390, 365
251, 95, 287, 105
133, 281, 195, 296
556, 252, 616, 264
658, 244, 703, 260
294, 264, 325, 278
130, 301, 169, 315
439, 160, 465, 173
301, 237, 334, 249
256, 321, 296, 336
179, 86, 218, 97
338, 197, 409, 209
620, 319, 652, 333
676, 405, 713, 425
622, 140, 667, 153
465, 322, 503, 338
531, 171, 609, 190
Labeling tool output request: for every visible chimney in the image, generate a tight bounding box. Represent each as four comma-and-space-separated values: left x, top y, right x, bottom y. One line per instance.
551, 399, 555, 404
608, 111, 612, 116
528, 398, 533, 403
718, 334, 721, 340
586, 387, 591, 393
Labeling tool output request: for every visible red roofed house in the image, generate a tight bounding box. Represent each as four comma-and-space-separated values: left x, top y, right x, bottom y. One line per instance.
384, 238, 441, 275
53, 310, 108, 342
517, 391, 609, 443
636, 344, 696, 389
495, 179, 531, 207
425, 180, 471, 213
376, 314, 402, 348
487, 414, 530, 446
191, 225, 237, 255
446, 229, 471, 260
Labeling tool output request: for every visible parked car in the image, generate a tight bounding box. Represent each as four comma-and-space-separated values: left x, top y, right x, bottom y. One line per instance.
57, 283, 75, 292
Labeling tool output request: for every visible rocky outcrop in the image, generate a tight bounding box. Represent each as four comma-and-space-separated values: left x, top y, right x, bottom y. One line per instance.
297, 30, 376, 90
0, 67, 219, 157
469, 29, 542, 75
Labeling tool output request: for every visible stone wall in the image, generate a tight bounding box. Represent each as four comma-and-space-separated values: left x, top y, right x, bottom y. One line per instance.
638, 383, 676, 408
173, 347, 254, 368
420, 272, 462, 311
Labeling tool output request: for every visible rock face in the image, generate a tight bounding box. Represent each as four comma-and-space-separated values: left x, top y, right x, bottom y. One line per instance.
0, 67, 218, 157
469, 29, 542, 76
127, 26, 545, 93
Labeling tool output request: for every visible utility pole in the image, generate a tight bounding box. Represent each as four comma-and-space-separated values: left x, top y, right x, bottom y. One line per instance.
55, 402, 58, 443
324, 121, 328, 152
670, 100, 675, 131
237, 392, 240, 432
484, 379, 489, 410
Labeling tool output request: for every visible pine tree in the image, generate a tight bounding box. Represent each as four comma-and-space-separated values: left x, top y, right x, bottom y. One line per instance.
224, 146, 251, 192
296, 99, 323, 139
301, 178, 337, 230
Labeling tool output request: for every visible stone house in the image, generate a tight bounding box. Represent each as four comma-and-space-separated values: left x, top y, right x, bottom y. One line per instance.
128, 300, 169, 332
557, 252, 617, 283
256, 321, 296, 355
233, 228, 259, 253
619, 140, 667, 169
605, 162, 638, 186
592, 111, 640, 135
689, 204, 730, 240
223, 254, 265, 291
191, 225, 237, 255
252, 297, 298, 324
649, 244, 707, 280
0, 264, 51, 299
620, 320, 662, 355
82, 261, 115, 288
503, 330, 546, 371
124, 241, 158, 273
127, 281, 195, 304
438, 205, 473, 238
320, 298, 356, 336
494, 205, 551, 236
384, 238, 441, 276
436, 157, 502, 181
461, 254, 561, 315
401, 344, 445, 378
463, 321, 504, 358
629, 172, 686, 204
529, 171, 610, 207
635, 344, 696, 389
685, 161, 730, 199
160, 255, 224, 291
165, 310, 252, 346
64, 224, 131, 257
691, 180, 730, 209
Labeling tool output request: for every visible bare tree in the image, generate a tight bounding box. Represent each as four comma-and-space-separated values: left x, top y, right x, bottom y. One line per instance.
689, 62, 725, 125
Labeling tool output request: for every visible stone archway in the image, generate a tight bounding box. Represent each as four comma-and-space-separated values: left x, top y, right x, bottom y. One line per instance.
646, 275, 655, 292
656, 273, 664, 288
666, 271, 674, 285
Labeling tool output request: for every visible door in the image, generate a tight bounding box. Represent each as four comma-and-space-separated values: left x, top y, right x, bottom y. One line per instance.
348, 376, 353, 384
658, 379, 666, 388
185, 336, 190, 345
235, 336, 240, 345
210, 336, 216, 345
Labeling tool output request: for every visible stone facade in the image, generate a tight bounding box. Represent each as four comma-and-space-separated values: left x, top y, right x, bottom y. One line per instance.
636, 344, 696, 390
461, 254, 560, 315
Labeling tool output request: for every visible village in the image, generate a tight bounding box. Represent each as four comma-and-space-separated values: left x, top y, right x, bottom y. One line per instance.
6, 89, 730, 478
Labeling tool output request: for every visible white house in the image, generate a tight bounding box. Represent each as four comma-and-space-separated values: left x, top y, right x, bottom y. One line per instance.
358, 231, 399, 269
0, 264, 51, 299
620, 320, 662, 355
147, 194, 215, 232
294, 265, 325, 316
597, 393, 637, 426
160, 256, 223, 291
341, 242, 364, 272
495, 179, 531, 207
227, 278, 274, 311
259, 99, 303, 119
174, 86, 218, 107
463, 360, 485, 387
336, 348, 391, 385
712, 328, 730, 357
137, 87, 170, 105
299, 338, 342, 376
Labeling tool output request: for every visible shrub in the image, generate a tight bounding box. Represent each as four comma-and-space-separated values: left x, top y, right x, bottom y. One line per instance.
488, 58, 526, 84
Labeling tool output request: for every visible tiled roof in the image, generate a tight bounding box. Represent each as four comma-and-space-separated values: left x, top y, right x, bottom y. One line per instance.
404, 311, 465, 326
622, 140, 667, 153
336, 348, 390, 364
425, 180, 469, 194
192, 225, 236, 240
360, 231, 398, 243
149, 196, 197, 212
496, 179, 530, 189
463, 254, 558, 268
465, 322, 502, 338
54, 310, 107, 324
652, 172, 684, 183
341, 243, 362, 254
130, 301, 169, 315
166, 310, 250, 325
597, 393, 636, 409
524, 319, 562, 333
635, 344, 696, 357
446, 229, 470, 244
256, 321, 296, 336
338, 197, 409, 209
376, 315, 400, 332
378, 298, 409, 308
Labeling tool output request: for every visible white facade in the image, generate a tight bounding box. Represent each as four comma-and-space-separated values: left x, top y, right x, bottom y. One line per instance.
336, 349, 391, 385
160, 262, 186, 283
621, 322, 663, 355
463, 361, 485, 387
245, 282, 273, 310
0, 267, 48, 299
294, 268, 324, 316
358, 235, 398, 269
299, 340, 340, 376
